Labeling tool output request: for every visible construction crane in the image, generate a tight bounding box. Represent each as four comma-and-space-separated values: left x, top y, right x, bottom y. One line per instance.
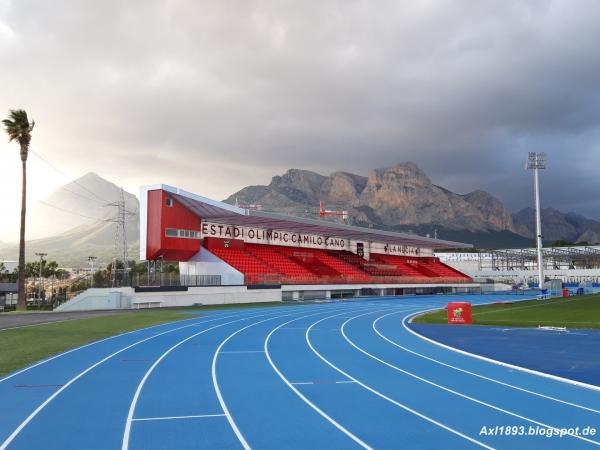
234, 198, 263, 210
319, 200, 349, 221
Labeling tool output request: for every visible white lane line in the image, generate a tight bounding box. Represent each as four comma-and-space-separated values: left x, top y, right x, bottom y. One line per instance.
131, 414, 225, 422
122, 310, 285, 450
220, 350, 265, 354
306, 310, 495, 450
264, 309, 378, 450
403, 309, 600, 392
0, 310, 273, 450
341, 311, 600, 447
0, 309, 266, 384
291, 381, 357, 385
373, 310, 600, 414
213, 310, 319, 450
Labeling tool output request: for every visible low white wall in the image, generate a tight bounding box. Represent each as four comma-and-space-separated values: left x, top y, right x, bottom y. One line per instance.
132, 286, 281, 307
54, 288, 134, 312
55, 286, 280, 311
280, 282, 479, 291
53, 282, 480, 311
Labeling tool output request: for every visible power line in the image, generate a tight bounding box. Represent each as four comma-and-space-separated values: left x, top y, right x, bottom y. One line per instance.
29, 149, 141, 218
38, 200, 117, 223
30, 149, 112, 204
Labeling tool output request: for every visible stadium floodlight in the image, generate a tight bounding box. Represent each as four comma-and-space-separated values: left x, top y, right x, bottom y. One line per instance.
526, 152, 546, 290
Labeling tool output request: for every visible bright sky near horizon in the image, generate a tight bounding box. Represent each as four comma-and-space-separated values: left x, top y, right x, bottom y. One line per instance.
2, 0, 600, 242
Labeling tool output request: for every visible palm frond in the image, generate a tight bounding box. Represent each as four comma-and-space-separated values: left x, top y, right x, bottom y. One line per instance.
2, 109, 34, 144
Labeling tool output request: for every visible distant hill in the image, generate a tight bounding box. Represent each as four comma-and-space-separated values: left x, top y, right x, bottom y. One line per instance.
513, 208, 600, 244
0, 173, 139, 266
226, 162, 600, 248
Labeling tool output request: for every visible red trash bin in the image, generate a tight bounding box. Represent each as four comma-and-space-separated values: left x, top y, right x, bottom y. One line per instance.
562, 288, 569, 298
447, 302, 472, 325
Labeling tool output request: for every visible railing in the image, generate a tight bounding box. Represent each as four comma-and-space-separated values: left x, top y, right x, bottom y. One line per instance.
83, 273, 223, 288
244, 274, 473, 286
132, 274, 221, 287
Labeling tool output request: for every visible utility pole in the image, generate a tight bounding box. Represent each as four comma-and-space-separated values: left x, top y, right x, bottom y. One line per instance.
526, 152, 546, 290
107, 187, 133, 287
88, 256, 97, 287
35, 252, 47, 303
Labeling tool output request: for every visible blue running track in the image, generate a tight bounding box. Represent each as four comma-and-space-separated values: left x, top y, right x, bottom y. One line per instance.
1, 294, 599, 449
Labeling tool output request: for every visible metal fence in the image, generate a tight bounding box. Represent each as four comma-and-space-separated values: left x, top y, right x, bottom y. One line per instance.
88, 273, 222, 288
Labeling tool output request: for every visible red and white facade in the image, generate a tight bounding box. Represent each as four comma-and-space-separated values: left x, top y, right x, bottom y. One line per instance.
140, 185, 474, 289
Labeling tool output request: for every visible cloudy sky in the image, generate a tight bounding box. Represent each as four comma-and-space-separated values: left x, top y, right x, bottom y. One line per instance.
1, 0, 600, 241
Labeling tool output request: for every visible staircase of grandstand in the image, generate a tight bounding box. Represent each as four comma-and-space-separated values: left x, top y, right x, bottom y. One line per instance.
206, 240, 470, 285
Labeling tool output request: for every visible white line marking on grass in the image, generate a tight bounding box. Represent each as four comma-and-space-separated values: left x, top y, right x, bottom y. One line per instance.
403, 309, 600, 392
373, 310, 600, 414
0, 317, 89, 331
306, 309, 495, 450
0, 311, 274, 450
131, 414, 225, 422
472, 298, 573, 317
123, 309, 304, 450
340, 311, 600, 447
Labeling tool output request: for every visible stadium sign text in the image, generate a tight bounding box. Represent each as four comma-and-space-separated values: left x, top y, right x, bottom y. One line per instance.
382, 244, 421, 256
201, 222, 347, 250
200, 221, 429, 256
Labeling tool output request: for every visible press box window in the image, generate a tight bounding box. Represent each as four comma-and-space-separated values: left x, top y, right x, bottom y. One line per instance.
165, 198, 173, 207
165, 228, 200, 239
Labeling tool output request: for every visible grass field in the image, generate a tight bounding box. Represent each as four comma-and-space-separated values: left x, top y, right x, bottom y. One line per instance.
412, 294, 600, 329
0, 302, 294, 377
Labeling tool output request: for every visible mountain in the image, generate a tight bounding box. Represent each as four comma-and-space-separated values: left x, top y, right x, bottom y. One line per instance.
25, 172, 138, 239
226, 162, 600, 247
227, 162, 518, 232
513, 208, 600, 243
0, 173, 139, 266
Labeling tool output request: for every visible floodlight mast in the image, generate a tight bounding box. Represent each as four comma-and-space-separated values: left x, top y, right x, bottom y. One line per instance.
526, 152, 546, 290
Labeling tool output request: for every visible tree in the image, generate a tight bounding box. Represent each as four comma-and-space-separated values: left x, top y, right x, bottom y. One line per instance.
2, 109, 34, 310
0, 262, 9, 283
549, 240, 573, 247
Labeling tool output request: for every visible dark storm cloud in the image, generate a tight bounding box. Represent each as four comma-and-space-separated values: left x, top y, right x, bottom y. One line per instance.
2, 0, 600, 216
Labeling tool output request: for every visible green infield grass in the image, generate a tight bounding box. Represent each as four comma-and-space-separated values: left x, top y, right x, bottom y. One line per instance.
0, 301, 295, 377
412, 293, 600, 329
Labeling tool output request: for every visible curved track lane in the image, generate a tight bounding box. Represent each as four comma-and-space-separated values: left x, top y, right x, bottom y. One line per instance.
1, 295, 598, 449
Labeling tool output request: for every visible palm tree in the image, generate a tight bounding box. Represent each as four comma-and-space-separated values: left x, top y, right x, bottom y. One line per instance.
2, 110, 34, 311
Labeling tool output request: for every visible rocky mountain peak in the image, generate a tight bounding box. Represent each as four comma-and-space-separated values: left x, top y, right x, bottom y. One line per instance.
367, 162, 431, 191
269, 169, 327, 205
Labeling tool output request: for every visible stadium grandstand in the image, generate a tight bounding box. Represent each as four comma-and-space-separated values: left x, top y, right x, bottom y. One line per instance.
140, 184, 472, 290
